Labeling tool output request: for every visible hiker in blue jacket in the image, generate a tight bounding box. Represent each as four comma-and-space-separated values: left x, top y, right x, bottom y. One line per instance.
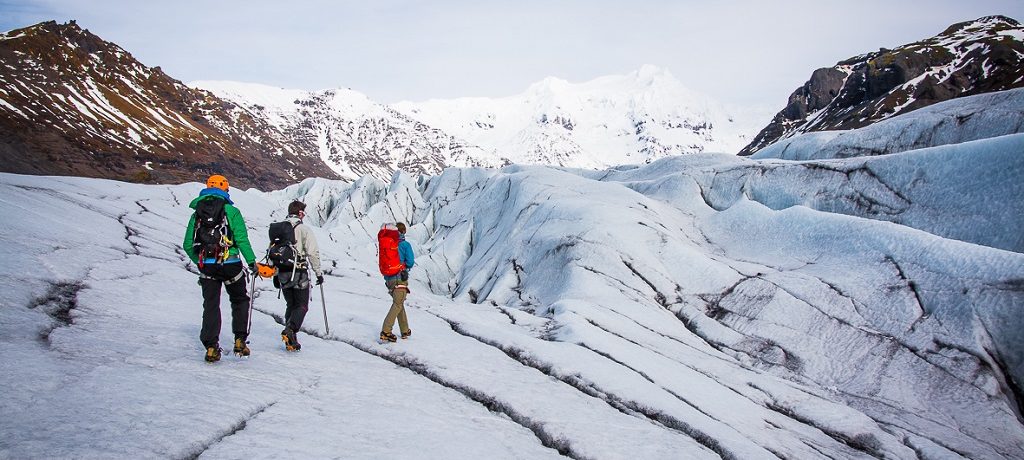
380, 222, 414, 342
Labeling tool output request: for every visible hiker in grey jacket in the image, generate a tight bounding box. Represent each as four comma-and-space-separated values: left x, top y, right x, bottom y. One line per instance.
279, 200, 324, 351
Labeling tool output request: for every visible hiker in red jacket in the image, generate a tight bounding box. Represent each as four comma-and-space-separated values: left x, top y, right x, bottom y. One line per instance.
379, 222, 414, 342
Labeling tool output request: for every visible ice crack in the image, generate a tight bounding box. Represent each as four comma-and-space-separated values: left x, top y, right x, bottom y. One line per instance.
249, 307, 580, 459
180, 401, 278, 460
428, 312, 739, 460
29, 281, 85, 345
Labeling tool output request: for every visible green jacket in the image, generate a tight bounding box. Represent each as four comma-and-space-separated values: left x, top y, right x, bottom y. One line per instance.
182, 193, 256, 265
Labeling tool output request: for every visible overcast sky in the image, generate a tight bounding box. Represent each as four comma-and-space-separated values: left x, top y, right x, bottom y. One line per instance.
2, 0, 1022, 108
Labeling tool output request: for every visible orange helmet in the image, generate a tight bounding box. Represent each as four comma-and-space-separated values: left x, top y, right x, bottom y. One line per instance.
256, 263, 277, 279
206, 174, 229, 191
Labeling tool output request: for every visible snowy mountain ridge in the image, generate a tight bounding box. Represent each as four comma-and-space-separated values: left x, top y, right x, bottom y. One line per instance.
0, 19, 773, 187
391, 65, 773, 166
190, 80, 508, 182
194, 65, 773, 176
0, 20, 507, 187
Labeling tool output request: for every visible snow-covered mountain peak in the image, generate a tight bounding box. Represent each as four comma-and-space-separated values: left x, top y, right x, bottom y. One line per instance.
392, 66, 772, 167
524, 75, 572, 96
933, 14, 1023, 48
741, 15, 1024, 155
956, 14, 1020, 31
523, 65, 682, 100
522, 65, 697, 105
629, 63, 679, 86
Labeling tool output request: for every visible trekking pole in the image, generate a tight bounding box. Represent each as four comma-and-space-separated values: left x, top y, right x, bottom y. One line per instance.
320, 283, 330, 335
246, 270, 257, 336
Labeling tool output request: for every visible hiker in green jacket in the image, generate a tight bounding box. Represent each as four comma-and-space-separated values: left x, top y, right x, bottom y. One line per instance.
182, 174, 258, 363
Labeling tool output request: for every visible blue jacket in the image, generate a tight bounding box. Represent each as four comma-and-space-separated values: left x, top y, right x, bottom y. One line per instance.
398, 234, 415, 270
385, 233, 415, 281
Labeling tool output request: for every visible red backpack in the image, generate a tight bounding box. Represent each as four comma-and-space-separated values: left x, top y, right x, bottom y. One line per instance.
378, 224, 405, 276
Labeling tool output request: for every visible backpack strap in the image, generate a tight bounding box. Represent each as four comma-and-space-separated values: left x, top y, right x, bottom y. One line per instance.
198, 267, 246, 285
291, 220, 309, 267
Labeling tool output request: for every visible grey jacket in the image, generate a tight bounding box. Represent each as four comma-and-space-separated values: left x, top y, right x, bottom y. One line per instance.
286, 215, 323, 277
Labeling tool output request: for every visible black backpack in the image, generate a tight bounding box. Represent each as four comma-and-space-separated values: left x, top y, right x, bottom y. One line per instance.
192, 198, 230, 265
267, 221, 298, 270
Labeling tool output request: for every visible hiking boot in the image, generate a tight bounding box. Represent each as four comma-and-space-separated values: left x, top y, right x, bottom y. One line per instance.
205, 346, 221, 363
380, 331, 398, 343
282, 328, 301, 352
233, 337, 250, 357
401, 329, 412, 340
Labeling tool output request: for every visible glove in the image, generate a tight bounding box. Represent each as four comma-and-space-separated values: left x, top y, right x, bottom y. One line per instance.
248, 262, 256, 272
316, 275, 324, 285
400, 270, 409, 281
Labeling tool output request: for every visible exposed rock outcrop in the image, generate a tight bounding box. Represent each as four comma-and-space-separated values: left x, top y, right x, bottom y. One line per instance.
740, 16, 1024, 155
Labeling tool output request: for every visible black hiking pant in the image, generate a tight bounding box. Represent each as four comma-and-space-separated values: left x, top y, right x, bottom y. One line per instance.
282, 277, 310, 332
199, 263, 249, 348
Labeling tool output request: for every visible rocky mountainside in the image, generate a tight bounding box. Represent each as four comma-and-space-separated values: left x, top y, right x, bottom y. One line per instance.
740, 15, 1024, 155
392, 65, 773, 166
0, 21, 342, 189
190, 81, 507, 182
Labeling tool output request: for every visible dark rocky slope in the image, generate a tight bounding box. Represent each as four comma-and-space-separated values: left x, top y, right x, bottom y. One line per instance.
740, 16, 1024, 155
